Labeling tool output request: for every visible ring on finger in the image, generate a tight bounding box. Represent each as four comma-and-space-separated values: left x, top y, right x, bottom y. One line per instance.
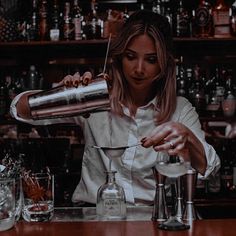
169, 141, 175, 149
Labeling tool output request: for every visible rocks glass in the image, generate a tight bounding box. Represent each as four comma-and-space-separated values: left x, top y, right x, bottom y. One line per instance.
22, 172, 54, 222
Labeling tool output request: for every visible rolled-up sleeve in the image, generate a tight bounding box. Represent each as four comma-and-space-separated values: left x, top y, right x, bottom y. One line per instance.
10, 91, 83, 126
176, 97, 221, 179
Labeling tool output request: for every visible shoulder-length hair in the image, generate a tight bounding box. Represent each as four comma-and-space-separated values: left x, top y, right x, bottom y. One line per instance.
109, 10, 177, 124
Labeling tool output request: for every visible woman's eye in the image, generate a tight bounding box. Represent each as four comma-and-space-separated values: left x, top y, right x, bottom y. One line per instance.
124, 53, 135, 60
147, 56, 158, 64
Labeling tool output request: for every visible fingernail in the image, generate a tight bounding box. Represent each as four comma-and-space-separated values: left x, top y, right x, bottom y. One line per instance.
141, 137, 147, 143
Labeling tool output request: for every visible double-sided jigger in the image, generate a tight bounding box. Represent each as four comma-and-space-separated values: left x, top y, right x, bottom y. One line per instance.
175, 176, 184, 221
152, 167, 168, 221
183, 168, 199, 222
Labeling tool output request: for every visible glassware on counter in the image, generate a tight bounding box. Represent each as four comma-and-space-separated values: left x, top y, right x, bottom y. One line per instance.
155, 155, 190, 231
0, 178, 15, 231
22, 172, 54, 222
96, 170, 126, 220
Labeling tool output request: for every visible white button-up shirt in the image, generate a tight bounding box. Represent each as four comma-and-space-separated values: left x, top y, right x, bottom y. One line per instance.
10, 95, 220, 205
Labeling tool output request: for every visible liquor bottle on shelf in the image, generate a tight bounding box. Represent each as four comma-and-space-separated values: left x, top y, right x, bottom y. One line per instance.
220, 146, 233, 195
0, 75, 8, 119
230, 0, 236, 36
163, 0, 173, 27
152, 0, 163, 15
72, 0, 83, 41
49, 0, 60, 41
85, 0, 102, 39
212, 0, 231, 38
188, 64, 206, 115
173, 0, 191, 37
96, 171, 127, 220
176, 56, 187, 97
27, 65, 39, 90
205, 67, 223, 117
192, 0, 214, 37
222, 69, 236, 117
63, 2, 73, 40
28, 0, 39, 41
39, 0, 49, 41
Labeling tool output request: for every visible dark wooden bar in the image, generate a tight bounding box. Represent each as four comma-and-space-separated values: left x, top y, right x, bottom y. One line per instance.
2, 219, 236, 236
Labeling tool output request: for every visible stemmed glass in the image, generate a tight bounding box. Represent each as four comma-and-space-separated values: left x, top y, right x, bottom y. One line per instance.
92, 143, 141, 171
92, 143, 140, 220
155, 155, 190, 231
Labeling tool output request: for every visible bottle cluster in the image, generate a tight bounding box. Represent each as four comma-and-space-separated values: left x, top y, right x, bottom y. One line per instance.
152, 0, 236, 38
0, 65, 44, 119
1, 0, 236, 43
0, 0, 130, 42
176, 58, 236, 118
195, 138, 236, 197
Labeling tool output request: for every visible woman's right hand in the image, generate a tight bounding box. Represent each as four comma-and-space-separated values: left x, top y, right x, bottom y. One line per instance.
58, 71, 93, 87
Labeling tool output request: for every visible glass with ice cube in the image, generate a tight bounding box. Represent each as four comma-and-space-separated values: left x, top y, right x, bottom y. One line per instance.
0, 178, 15, 231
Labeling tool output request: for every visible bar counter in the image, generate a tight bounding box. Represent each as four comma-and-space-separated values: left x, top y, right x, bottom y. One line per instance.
2, 206, 236, 236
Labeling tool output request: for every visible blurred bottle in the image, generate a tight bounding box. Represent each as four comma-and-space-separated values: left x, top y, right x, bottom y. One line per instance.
176, 56, 187, 97
27, 65, 40, 90
39, 0, 49, 41
152, 0, 163, 15
205, 67, 223, 117
85, 0, 102, 39
28, 0, 39, 41
220, 145, 233, 195
222, 69, 236, 117
0, 75, 8, 118
72, 0, 82, 40
63, 2, 73, 40
212, 0, 230, 38
189, 64, 206, 115
173, 0, 191, 37
49, 0, 60, 41
230, 0, 236, 36
192, 0, 213, 37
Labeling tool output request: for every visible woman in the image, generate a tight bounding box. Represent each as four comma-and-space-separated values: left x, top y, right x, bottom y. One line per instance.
10, 10, 220, 205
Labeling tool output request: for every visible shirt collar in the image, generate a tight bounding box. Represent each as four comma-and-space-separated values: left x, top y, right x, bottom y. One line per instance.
120, 97, 159, 117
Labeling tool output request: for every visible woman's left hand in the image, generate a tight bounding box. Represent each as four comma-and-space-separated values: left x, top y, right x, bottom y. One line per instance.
141, 121, 192, 160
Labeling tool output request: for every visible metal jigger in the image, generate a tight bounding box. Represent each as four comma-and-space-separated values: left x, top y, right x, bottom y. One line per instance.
175, 176, 184, 221
152, 167, 168, 221
183, 168, 198, 222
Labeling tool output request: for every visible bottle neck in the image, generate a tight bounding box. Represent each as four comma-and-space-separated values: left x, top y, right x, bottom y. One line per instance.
106, 171, 117, 184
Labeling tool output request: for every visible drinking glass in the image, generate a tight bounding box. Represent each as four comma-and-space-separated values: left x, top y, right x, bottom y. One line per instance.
22, 173, 54, 222
155, 155, 190, 231
15, 176, 23, 221
0, 178, 15, 231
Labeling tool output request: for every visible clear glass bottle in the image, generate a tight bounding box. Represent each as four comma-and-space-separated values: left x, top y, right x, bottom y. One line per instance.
96, 171, 126, 220
49, 0, 60, 41
174, 0, 191, 37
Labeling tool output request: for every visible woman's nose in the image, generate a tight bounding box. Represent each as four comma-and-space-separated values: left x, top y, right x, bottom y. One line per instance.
135, 59, 145, 74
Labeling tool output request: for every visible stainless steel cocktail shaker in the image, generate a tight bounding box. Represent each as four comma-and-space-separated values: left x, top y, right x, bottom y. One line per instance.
28, 79, 110, 119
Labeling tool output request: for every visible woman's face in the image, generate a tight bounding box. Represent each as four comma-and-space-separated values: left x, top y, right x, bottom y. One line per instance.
122, 34, 161, 92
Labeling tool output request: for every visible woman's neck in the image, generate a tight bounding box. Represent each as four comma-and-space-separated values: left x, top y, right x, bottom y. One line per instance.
125, 87, 157, 116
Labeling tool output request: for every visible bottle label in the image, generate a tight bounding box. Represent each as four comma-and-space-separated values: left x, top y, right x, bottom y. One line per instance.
196, 7, 211, 27
104, 198, 121, 215
50, 29, 60, 41
213, 10, 230, 36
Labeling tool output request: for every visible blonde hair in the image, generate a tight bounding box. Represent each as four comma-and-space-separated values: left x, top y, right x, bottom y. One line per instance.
109, 10, 176, 124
